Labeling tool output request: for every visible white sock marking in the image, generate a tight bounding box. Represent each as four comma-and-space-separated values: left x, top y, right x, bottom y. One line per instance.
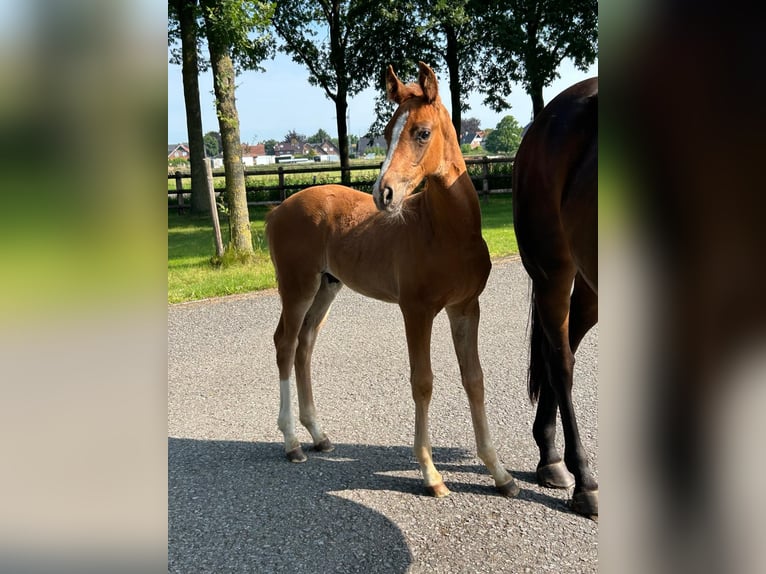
278, 378, 298, 450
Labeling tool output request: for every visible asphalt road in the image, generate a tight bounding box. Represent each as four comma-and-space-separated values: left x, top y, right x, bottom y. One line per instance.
168, 257, 598, 573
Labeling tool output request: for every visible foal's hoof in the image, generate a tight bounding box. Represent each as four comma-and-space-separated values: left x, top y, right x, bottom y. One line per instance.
570, 490, 598, 521
312, 438, 335, 452
496, 478, 520, 498
425, 482, 451, 498
537, 461, 575, 489
286, 447, 307, 463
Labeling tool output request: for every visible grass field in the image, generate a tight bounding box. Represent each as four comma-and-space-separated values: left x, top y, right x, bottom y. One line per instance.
168, 194, 517, 304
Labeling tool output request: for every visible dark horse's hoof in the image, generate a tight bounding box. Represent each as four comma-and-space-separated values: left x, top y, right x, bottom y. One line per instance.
286, 447, 307, 463
537, 461, 575, 489
496, 478, 521, 498
570, 490, 598, 521
312, 438, 335, 452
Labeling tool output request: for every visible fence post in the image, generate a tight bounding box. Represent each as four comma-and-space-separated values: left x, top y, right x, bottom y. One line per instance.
481, 157, 490, 204
174, 171, 185, 212
204, 159, 225, 259
278, 166, 286, 202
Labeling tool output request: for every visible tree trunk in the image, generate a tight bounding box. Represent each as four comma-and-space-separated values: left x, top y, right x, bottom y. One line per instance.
335, 94, 350, 185
530, 78, 545, 118
444, 24, 462, 140
202, 3, 253, 256
175, 0, 209, 213
328, 1, 351, 185
524, 15, 546, 119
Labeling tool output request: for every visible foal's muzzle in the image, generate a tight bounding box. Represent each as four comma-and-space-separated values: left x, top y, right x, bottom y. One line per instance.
373, 184, 395, 211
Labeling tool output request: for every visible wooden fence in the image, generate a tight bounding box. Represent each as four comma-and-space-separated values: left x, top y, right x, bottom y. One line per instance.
167, 156, 514, 212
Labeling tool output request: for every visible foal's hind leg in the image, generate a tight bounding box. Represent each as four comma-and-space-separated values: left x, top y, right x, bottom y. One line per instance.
446, 300, 519, 497
275, 274, 322, 463
294, 273, 343, 453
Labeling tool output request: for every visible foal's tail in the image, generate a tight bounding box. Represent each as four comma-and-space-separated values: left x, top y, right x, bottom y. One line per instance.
527, 289, 548, 405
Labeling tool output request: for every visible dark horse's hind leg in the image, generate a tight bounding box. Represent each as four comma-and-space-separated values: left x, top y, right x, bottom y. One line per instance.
534, 271, 599, 518
534, 384, 575, 488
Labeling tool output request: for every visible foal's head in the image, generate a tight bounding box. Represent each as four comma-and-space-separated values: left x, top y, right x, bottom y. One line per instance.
372, 62, 460, 213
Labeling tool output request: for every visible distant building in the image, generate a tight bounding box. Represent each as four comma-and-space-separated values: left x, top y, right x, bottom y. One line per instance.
356, 135, 387, 156
311, 140, 340, 156
274, 141, 313, 156
241, 143, 267, 166
168, 143, 190, 159
460, 131, 485, 149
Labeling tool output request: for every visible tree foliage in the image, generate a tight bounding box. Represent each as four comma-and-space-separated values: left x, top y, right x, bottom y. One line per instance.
478, 0, 597, 118
483, 115, 523, 155
203, 131, 221, 156
460, 116, 481, 137
415, 0, 486, 136
307, 128, 333, 144
272, 0, 426, 181
282, 130, 306, 144
199, 0, 275, 73
262, 139, 278, 155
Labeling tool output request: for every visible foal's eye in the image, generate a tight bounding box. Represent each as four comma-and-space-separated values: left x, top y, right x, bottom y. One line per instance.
417, 129, 431, 143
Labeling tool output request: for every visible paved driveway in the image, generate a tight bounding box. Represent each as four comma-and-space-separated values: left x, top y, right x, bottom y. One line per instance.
168, 257, 598, 573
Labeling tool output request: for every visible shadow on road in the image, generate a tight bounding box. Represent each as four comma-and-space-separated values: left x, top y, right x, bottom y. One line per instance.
169, 437, 574, 573
170, 438, 419, 573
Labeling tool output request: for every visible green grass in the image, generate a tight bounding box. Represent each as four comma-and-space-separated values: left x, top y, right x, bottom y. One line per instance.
479, 194, 518, 258
168, 194, 517, 304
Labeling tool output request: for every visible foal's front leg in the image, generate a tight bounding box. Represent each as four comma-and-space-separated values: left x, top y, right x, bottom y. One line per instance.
401, 306, 449, 497
446, 300, 519, 497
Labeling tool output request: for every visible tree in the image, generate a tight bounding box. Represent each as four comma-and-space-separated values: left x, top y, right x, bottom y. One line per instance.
262, 138, 278, 155
272, 0, 425, 184
307, 128, 332, 144
461, 116, 481, 138
168, 0, 210, 213
416, 0, 485, 138
483, 116, 523, 155
203, 131, 221, 156
200, 0, 275, 259
479, 0, 598, 118
282, 130, 306, 145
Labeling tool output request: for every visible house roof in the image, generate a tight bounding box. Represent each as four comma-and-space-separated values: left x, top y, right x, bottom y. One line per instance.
242, 143, 266, 157
460, 131, 484, 145
168, 143, 190, 156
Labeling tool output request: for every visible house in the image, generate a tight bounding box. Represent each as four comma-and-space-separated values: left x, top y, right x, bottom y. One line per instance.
274, 141, 312, 156
168, 143, 190, 159
241, 143, 266, 167
356, 135, 387, 156
460, 131, 485, 149
311, 140, 340, 156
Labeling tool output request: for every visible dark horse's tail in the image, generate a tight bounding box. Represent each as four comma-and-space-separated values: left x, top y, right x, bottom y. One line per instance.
527, 289, 548, 404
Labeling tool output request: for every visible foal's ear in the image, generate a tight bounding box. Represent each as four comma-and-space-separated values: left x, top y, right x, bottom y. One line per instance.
385, 65, 405, 104
417, 61, 438, 103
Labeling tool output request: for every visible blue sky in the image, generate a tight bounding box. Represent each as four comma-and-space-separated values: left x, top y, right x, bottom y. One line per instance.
167, 51, 597, 145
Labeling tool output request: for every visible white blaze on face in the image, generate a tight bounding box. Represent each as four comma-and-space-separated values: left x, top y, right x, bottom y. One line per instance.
373, 110, 409, 196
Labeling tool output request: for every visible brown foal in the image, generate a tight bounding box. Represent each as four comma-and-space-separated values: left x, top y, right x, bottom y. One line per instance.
266, 62, 518, 498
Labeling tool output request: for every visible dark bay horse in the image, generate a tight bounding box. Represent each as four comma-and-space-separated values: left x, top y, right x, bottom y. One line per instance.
513, 77, 598, 519
266, 62, 519, 498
